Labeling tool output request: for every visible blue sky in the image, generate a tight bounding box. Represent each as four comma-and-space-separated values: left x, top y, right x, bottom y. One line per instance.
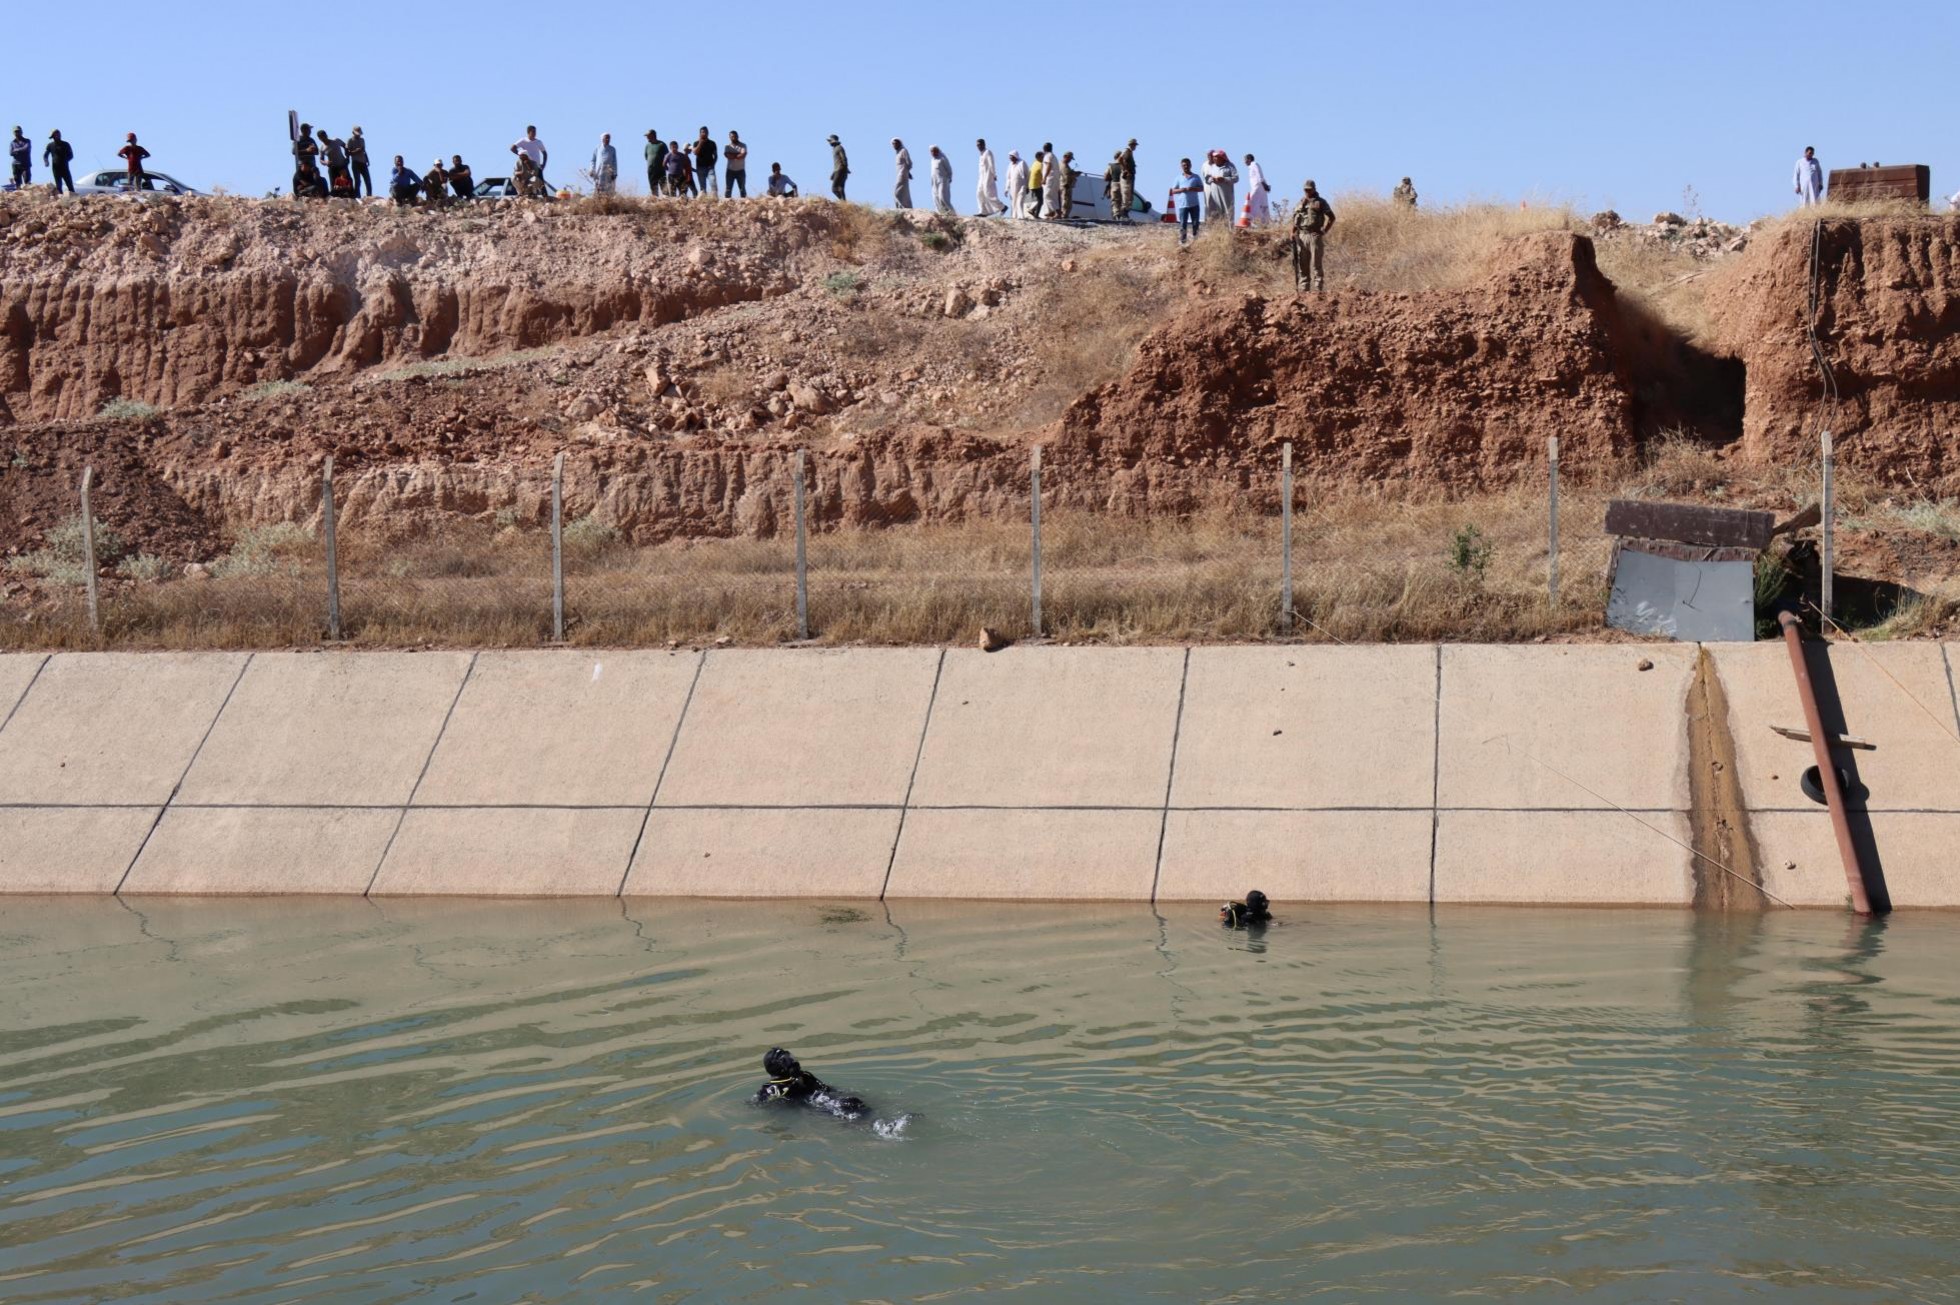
9, 0, 1956, 218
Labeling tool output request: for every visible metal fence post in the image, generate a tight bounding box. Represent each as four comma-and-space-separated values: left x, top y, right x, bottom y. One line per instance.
551, 452, 565, 642
793, 450, 810, 640
79, 466, 99, 636
322, 455, 342, 640
1547, 435, 1560, 606
1820, 429, 1834, 623
1031, 445, 1043, 637
1280, 442, 1293, 633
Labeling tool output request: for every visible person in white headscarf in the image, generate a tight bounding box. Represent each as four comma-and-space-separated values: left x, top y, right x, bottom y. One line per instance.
1242, 153, 1271, 226
1006, 150, 1029, 221
929, 146, 954, 215
1202, 150, 1238, 223
975, 138, 1005, 216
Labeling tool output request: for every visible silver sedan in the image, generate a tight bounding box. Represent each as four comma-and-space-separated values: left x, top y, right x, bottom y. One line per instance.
71, 168, 206, 197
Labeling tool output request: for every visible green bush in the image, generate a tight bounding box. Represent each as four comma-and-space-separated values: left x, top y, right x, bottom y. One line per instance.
242, 380, 313, 402
211, 522, 314, 578
1446, 524, 1492, 582
99, 398, 162, 421
562, 513, 621, 557
6, 515, 126, 585
116, 553, 170, 582
823, 271, 863, 296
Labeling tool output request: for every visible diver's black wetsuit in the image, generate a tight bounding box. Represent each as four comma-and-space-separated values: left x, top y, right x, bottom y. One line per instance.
1220, 890, 1273, 929
752, 1048, 872, 1121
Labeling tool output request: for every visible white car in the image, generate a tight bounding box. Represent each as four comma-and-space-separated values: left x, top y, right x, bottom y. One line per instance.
72, 169, 205, 197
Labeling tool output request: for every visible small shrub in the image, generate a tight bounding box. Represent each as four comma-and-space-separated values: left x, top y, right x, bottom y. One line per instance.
243, 379, 312, 402
99, 398, 161, 421
562, 513, 621, 557
6, 515, 127, 585
116, 553, 170, 582
1752, 548, 1793, 638
1446, 524, 1492, 582
824, 271, 863, 297
1893, 500, 1960, 541
918, 230, 951, 252
211, 522, 314, 578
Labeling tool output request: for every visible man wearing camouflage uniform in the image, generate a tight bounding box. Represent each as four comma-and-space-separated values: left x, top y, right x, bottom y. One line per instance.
1292, 180, 1336, 291
1391, 176, 1417, 208
1113, 138, 1137, 220
828, 134, 848, 201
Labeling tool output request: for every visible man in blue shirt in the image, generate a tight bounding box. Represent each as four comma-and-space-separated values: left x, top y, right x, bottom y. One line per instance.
1170, 158, 1203, 245
389, 155, 422, 205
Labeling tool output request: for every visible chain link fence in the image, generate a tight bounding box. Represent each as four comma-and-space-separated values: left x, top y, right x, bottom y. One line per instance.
8, 439, 1644, 651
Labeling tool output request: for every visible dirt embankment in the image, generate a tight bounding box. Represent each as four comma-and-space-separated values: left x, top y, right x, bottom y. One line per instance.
1709, 214, 1960, 478
1053, 232, 1640, 492
2, 195, 1957, 567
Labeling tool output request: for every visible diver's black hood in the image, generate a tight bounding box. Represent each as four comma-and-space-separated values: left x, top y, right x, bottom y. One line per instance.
764, 1047, 801, 1078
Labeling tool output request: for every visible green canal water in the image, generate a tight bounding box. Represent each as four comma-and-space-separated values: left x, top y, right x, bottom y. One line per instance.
1, 900, 1956, 1302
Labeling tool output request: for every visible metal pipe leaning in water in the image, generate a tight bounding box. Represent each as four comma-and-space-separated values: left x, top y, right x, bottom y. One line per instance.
1777, 611, 1875, 915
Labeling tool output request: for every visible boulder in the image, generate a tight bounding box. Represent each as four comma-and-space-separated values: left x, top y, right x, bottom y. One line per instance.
787, 380, 830, 413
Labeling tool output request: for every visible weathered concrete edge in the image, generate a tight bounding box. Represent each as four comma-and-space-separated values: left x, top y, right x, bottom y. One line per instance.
2, 644, 1956, 906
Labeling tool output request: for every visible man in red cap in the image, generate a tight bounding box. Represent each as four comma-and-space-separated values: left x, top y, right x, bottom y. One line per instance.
117, 133, 150, 190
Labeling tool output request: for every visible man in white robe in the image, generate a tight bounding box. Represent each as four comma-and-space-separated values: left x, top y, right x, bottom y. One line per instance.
1242, 153, 1270, 225
892, 138, 913, 209
1202, 150, 1238, 223
1793, 146, 1823, 206
1042, 148, 1064, 220
975, 138, 1004, 216
929, 146, 954, 215
1006, 150, 1028, 221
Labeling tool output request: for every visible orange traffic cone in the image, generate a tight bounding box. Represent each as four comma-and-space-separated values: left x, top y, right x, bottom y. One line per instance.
1236, 195, 1252, 229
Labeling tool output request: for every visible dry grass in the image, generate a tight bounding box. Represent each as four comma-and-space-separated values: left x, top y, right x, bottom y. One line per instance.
1323, 197, 1583, 293
1, 491, 1618, 651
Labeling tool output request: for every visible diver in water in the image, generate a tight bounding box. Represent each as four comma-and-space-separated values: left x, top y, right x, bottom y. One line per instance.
752, 1047, 914, 1137
752, 1047, 871, 1120
1220, 890, 1273, 929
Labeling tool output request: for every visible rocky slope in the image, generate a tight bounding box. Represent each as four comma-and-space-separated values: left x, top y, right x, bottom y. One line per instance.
1708, 214, 1960, 479
2, 193, 1956, 566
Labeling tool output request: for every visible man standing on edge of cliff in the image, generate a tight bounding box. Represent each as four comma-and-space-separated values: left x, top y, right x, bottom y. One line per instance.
892, 138, 913, 209
9, 128, 30, 188
118, 133, 150, 189
45, 131, 74, 194
1292, 180, 1335, 290
828, 135, 849, 200
1114, 139, 1138, 222
348, 127, 371, 197
645, 130, 665, 195
1794, 146, 1823, 207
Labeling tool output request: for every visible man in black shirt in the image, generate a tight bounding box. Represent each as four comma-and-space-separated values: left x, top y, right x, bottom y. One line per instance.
692, 126, 718, 197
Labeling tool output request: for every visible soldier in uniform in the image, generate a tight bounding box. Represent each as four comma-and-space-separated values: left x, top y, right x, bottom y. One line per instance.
828, 134, 849, 201
1291, 180, 1336, 291
1392, 176, 1417, 209
1114, 138, 1138, 220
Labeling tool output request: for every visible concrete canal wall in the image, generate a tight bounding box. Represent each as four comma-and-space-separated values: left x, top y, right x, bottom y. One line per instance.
1, 643, 1956, 906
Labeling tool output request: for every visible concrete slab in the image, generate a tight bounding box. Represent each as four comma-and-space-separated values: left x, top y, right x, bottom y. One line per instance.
624, 808, 901, 898
0, 807, 160, 893
1710, 641, 1960, 813
415, 651, 699, 807
0, 654, 46, 728
656, 649, 940, 808
122, 806, 399, 894
1155, 810, 1433, 902
1432, 810, 1694, 904
177, 652, 473, 807
1752, 811, 1960, 909
0, 653, 247, 804
372, 807, 645, 896
1170, 646, 1435, 809
885, 808, 1161, 899
908, 648, 1185, 809
1438, 645, 1696, 812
